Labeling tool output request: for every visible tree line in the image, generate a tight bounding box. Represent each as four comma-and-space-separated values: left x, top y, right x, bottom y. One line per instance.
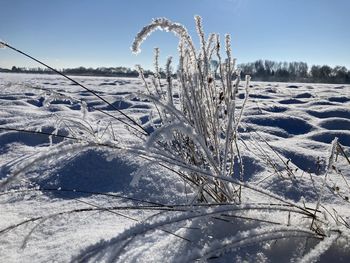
237, 60, 350, 84
1, 60, 350, 84
0, 66, 155, 78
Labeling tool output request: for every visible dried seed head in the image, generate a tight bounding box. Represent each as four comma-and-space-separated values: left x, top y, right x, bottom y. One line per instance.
153, 47, 160, 76
195, 15, 205, 45
225, 34, 232, 58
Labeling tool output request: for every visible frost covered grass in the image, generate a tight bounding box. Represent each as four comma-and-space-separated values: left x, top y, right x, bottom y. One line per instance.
1, 17, 350, 262
131, 16, 252, 203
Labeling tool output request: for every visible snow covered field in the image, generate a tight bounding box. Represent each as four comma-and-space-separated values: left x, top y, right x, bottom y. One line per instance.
0, 72, 350, 262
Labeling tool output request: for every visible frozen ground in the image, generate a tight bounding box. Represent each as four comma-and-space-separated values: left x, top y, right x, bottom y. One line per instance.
0, 73, 349, 262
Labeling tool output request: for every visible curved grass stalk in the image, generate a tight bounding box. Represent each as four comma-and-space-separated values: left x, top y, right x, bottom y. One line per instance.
73, 203, 319, 262
131, 17, 196, 63
1, 203, 308, 237
298, 231, 341, 263
195, 226, 320, 262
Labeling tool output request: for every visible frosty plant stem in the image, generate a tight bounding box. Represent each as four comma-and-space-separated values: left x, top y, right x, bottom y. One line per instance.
0, 41, 148, 136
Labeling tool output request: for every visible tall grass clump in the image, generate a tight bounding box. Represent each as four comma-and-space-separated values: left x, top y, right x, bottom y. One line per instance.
132, 16, 250, 203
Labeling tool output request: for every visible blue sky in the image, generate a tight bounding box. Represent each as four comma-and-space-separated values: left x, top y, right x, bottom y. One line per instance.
1, 0, 349, 70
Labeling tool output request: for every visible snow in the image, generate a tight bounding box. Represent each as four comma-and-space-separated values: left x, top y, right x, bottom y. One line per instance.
0, 72, 350, 262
